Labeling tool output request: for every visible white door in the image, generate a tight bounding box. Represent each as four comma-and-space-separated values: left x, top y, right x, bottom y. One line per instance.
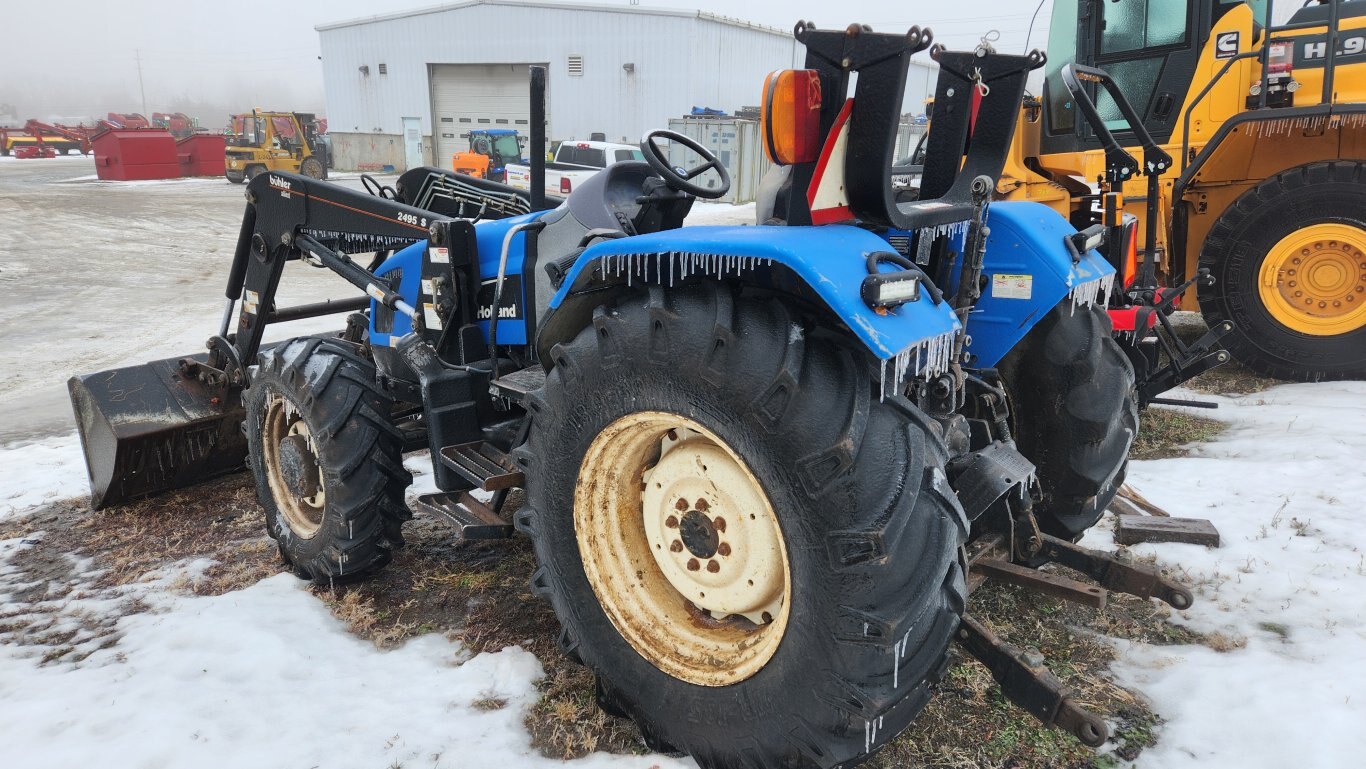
430, 64, 536, 165
402, 117, 423, 171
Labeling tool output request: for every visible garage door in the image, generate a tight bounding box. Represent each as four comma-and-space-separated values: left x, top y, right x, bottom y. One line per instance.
430, 63, 536, 164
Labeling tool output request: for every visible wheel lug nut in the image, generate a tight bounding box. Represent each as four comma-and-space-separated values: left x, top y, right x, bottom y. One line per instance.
665, 515, 679, 528
671, 540, 684, 552
717, 542, 731, 556
695, 498, 709, 511
687, 559, 700, 571
706, 560, 720, 573
675, 498, 688, 511
713, 517, 726, 532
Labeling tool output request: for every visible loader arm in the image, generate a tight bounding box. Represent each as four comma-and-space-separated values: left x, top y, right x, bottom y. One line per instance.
220, 171, 444, 380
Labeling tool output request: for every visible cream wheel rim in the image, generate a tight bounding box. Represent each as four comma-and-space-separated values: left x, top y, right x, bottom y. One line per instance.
263, 395, 326, 539
575, 412, 791, 686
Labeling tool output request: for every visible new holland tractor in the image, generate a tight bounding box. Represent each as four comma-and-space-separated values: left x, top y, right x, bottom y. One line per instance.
69, 25, 1193, 769
997, 0, 1366, 382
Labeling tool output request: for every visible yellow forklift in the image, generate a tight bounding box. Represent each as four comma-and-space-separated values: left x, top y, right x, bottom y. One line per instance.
225, 111, 330, 184
1000, 0, 1366, 381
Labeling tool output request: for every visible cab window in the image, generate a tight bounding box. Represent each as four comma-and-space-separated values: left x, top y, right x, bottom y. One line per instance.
1044, 0, 1080, 135
1100, 0, 1190, 54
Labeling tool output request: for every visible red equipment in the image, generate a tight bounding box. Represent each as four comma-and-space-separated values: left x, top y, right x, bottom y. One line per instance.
154, 112, 199, 139
107, 113, 151, 130
14, 144, 57, 159
23, 120, 94, 155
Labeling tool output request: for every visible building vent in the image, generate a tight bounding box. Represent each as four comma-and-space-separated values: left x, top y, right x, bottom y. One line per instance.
568, 55, 584, 76
378, 63, 387, 75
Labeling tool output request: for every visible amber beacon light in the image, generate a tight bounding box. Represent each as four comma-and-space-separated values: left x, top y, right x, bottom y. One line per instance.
761, 69, 822, 165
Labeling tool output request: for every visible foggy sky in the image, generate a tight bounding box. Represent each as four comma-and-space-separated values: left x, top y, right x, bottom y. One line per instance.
3, 0, 1059, 124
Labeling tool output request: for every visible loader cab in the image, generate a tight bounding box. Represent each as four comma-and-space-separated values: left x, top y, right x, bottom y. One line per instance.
1039, 0, 1248, 154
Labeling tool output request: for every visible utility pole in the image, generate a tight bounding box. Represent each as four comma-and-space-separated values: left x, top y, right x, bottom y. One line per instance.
135, 49, 148, 116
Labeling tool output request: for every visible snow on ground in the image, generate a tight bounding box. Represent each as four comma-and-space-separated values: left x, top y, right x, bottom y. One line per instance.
1080, 382, 1366, 767
0, 544, 688, 769
0, 435, 87, 522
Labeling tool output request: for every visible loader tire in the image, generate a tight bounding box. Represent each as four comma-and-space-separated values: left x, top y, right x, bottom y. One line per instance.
300, 157, 325, 180
516, 284, 967, 769
1198, 161, 1366, 381
997, 302, 1138, 540
245, 337, 411, 584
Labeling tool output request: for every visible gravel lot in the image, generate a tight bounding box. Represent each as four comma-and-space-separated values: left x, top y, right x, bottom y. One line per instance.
0, 156, 376, 442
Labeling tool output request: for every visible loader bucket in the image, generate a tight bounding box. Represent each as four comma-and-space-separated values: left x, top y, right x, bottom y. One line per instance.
68, 353, 248, 510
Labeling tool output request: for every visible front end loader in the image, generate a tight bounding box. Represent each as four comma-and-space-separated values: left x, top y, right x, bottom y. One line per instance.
1002, 0, 1366, 382
71, 28, 1194, 769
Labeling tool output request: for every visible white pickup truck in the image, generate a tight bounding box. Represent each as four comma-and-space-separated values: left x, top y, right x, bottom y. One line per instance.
506, 139, 646, 197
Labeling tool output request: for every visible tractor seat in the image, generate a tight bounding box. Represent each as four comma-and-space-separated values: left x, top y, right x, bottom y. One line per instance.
562, 161, 660, 233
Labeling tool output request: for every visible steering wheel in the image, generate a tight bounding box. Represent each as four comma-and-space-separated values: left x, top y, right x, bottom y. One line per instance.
639, 129, 731, 199
360, 173, 396, 199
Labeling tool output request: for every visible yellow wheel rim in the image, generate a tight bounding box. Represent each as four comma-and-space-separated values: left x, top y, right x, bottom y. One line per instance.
575, 412, 791, 687
1258, 223, 1366, 336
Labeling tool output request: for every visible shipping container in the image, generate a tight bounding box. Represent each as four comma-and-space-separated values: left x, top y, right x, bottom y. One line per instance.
665, 116, 770, 205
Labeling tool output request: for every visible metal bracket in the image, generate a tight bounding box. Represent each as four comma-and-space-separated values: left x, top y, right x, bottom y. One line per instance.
1036, 533, 1194, 610
956, 614, 1109, 747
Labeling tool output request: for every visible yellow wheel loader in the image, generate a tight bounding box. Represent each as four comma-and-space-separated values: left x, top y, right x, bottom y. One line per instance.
225, 111, 330, 184
1002, 0, 1366, 381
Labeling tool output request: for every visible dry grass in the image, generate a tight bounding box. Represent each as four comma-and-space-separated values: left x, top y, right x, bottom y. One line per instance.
1132, 407, 1227, 460
866, 573, 1204, 769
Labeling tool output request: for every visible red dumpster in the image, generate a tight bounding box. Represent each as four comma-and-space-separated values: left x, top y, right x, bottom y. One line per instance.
176, 134, 226, 177
92, 129, 179, 181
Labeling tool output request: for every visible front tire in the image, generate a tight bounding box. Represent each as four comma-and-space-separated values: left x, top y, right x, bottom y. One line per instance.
245, 337, 411, 583
300, 156, 326, 179
997, 302, 1138, 540
1199, 161, 1366, 381
516, 285, 967, 768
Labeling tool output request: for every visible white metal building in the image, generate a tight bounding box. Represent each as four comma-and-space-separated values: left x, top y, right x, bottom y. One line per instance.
316, 1, 806, 171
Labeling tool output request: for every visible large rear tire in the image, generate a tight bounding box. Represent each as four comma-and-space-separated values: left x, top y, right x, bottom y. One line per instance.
245, 337, 411, 583
997, 302, 1138, 540
1198, 161, 1366, 381
516, 284, 968, 768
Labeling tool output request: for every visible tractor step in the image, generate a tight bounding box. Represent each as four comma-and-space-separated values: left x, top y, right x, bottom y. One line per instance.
490, 365, 545, 403
414, 491, 514, 539
438, 441, 525, 491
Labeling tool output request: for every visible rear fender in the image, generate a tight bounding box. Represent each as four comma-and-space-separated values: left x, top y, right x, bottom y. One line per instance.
934, 202, 1117, 369
542, 224, 962, 391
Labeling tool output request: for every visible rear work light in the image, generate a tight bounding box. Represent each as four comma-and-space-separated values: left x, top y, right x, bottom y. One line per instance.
761, 69, 822, 165
560, 177, 572, 194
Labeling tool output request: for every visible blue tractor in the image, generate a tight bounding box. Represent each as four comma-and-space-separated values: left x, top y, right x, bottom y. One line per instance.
70, 23, 1193, 769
